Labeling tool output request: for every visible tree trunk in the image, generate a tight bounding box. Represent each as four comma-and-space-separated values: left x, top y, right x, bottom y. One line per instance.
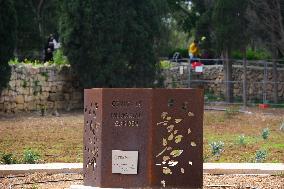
223, 49, 233, 103
272, 60, 278, 104
242, 48, 247, 106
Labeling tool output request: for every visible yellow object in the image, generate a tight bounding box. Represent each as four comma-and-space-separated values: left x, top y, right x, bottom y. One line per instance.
188, 42, 199, 56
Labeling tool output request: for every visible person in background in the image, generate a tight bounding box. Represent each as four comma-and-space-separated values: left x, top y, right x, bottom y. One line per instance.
188, 39, 199, 63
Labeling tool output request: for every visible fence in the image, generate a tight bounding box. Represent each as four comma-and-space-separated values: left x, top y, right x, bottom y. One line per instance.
162, 58, 284, 107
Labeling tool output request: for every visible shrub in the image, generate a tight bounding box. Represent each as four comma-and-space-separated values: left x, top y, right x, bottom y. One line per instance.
232, 48, 271, 60
255, 149, 267, 163
262, 128, 270, 140
280, 122, 284, 132
238, 134, 246, 145
23, 149, 40, 164
0, 153, 17, 164
224, 107, 239, 118
169, 48, 188, 59
209, 141, 224, 156
53, 49, 69, 65
0, 0, 16, 92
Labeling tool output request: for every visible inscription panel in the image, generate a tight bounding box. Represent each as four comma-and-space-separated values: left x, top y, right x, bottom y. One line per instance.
100, 89, 152, 187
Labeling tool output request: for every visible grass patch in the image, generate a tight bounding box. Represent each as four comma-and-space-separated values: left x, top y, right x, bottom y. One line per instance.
0, 109, 283, 163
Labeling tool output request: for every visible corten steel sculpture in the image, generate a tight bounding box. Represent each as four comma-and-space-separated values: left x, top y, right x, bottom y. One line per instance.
83, 88, 203, 188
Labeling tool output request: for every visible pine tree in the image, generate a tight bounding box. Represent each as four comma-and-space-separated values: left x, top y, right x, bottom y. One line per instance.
0, 0, 17, 91
60, 0, 162, 88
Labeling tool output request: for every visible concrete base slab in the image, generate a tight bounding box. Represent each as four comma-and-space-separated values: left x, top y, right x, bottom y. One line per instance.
0, 163, 82, 176
0, 163, 283, 176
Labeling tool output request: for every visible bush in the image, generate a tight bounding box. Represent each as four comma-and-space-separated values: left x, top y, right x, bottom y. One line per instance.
261, 128, 270, 140
169, 48, 188, 59
255, 150, 267, 163
237, 134, 246, 145
232, 48, 271, 60
280, 122, 284, 132
209, 141, 224, 156
0, 0, 16, 92
23, 149, 40, 164
53, 49, 69, 65
0, 153, 17, 164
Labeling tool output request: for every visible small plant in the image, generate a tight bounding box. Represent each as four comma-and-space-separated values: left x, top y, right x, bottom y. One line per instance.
160, 60, 172, 69
262, 128, 270, 140
23, 149, 40, 164
238, 134, 246, 145
8, 57, 20, 65
255, 149, 267, 163
224, 107, 239, 118
1, 153, 17, 164
209, 141, 224, 156
53, 49, 69, 65
22, 80, 28, 88
280, 122, 284, 132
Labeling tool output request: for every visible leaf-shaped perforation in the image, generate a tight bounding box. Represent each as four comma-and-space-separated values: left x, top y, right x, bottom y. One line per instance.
168, 98, 174, 107
182, 101, 188, 111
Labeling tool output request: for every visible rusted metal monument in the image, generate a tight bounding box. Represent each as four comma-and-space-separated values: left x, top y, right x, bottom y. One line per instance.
83, 88, 203, 188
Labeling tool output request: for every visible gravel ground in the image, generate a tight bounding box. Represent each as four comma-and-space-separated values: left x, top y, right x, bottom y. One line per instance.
0, 173, 283, 189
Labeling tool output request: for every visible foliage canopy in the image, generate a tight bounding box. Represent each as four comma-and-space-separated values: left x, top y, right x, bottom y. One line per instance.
0, 0, 17, 91
60, 0, 163, 88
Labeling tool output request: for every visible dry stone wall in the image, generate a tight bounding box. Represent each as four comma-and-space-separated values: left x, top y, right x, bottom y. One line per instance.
163, 64, 284, 102
0, 64, 83, 113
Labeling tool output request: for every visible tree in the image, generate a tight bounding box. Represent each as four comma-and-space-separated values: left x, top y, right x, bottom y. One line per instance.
212, 0, 248, 102
60, 0, 162, 88
0, 0, 17, 91
14, 0, 59, 60
248, 0, 284, 103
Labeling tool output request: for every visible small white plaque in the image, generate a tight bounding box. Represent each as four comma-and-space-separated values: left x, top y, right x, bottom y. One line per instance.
112, 150, 138, 174
195, 66, 203, 73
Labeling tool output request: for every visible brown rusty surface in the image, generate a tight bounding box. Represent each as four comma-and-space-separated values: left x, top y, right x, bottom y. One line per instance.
84, 88, 152, 188
151, 89, 203, 189
83, 89, 103, 186
83, 88, 203, 188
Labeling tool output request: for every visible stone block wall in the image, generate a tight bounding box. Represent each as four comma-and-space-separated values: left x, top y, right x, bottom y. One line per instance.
162, 64, 284, 102
0, 64, 83, 113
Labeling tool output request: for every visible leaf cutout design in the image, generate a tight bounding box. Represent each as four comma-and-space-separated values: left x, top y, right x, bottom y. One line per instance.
161, 112, 168, 119
161, 180, 166, 188
166, 116, 172, 121
174, 130, 178, 134
175, 135, 183, 143
188, 128, 191, 134
167, 125, 174, 133
156, 147, 167, 157
163, 138, 167, 146
163, 156, 170, 162
181, 168, 185, 174
163, 167, 172, 175
191, 141, 197, 147
188, 112, 195, 117
168, 133, 174, 141
167, 147, 172, 151
168, 160, 178, 167
175, 119, 182, 123
170, 150, 183, 157
157, 121, 168, 126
